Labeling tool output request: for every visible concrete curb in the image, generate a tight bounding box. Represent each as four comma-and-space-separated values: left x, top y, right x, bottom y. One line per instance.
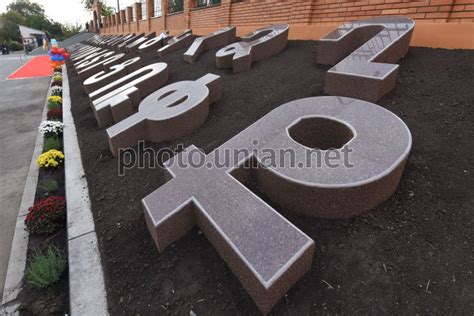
62, 65, 108, 315
0, 89, 48, 314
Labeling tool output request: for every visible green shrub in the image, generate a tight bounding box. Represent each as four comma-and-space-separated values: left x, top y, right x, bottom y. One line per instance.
26, 246, 66, 288
38, 179, 59, 194
47, 102, 61, 110
43, 136, 62, 151
8, 40, 24, 51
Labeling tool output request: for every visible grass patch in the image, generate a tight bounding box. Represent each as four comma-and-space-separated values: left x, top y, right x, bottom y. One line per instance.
43, 137, 62, 151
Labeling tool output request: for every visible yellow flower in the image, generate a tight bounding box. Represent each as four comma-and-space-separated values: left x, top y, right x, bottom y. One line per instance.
37, 149, 64, 169
48, 96, 62, 104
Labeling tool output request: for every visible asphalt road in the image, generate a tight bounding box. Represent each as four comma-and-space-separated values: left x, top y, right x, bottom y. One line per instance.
0, 52, 50, 299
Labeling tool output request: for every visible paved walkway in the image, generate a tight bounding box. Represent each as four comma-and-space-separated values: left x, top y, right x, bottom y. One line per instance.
0, 52, 50, 299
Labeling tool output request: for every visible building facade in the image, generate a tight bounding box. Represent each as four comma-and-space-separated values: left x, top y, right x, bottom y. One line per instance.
92, 0, 474, 49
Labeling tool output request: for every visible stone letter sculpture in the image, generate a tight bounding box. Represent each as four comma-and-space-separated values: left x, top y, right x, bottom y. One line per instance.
183, 26, 236, 63
125, 32, 156, 53
138, 32, 171, 55
91, 63, 169, 128
75, 51, 115, 68
72, 48, 106, 64
106, 74, 222, 156
158, 29, 193, 57
117, 33, 144, 52
77, 53, 126, 80
142, 96, 411, 313
216, 24, 289, 73
317, 16, 415, 102
83, 57, 142, 93
109, 33, 135, 48
71, 45, 97, 59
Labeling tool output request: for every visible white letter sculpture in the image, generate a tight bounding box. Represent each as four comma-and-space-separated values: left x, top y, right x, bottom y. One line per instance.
83, 57, 142, 93
90, 63, 169, 128
107, 74, 222, 156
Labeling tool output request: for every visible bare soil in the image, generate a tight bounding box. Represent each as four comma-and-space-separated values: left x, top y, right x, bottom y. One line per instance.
68, 41, 474, 314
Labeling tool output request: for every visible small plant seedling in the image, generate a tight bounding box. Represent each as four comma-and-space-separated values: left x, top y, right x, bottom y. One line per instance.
26, 246, 66, 288
38, 179, 59, 193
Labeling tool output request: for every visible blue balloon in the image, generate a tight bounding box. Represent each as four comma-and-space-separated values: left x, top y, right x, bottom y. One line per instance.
51, 56, 58, 61
58, 56, 64, 61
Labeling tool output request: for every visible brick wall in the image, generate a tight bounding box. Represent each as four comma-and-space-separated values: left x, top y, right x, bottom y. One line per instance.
167, 12, 188, 30
190, 5, 221, 28
98, 0, 474, 48
310, 0, 474, 24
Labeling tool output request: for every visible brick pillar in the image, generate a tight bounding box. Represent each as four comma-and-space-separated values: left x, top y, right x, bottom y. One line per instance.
161, 0, 168, 32
220, 0, 232, 27
94, 1, 103, 32
115, 12, 121, 33
135, 2, 141, 31
184, 0, 194, 29
127, 6, 133, 33
121, 9, 126, 33
146, 0, 153, 33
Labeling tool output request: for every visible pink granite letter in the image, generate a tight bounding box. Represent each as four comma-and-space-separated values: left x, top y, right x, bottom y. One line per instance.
317, 16, 415, 102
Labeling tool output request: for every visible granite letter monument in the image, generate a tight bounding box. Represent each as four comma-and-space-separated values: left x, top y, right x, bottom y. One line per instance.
138, 32, 171, 55
142, 96, 412, 313
317, 16, 415, 102
106, 73, 222, 156
216, 24, 289, 73
90, 63, 169, 128
158, 29, 194, 57
183, 26, 236, 63
83, 57, 142, 93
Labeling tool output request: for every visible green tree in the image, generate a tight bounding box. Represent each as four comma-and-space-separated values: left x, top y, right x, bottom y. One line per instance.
81, 0, 115, 17
0, 0, 83, 45
62, 23, 83, 39
25, 14, 51, 32
7, 0, 44, 16
0, 10, 24, 42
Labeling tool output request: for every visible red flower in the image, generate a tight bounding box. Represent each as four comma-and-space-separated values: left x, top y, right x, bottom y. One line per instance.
24, 196, 65, 234
47, 109, 63, 121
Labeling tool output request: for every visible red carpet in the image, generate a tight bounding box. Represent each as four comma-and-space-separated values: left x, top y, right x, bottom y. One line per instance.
7, 56, 53, 80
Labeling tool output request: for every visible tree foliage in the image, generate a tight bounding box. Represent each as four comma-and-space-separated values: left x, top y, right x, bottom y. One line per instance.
0, 0, 83, 44
81, 0, 115, 17
0, 10, 24, 42
7, 0, 44, 16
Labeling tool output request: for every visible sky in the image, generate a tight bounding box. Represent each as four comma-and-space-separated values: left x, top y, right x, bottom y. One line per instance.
0, 0, 130, 26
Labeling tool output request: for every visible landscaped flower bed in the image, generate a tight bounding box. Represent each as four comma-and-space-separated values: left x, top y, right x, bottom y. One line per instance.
17, 68, 69, 315
67, 41, 474, 314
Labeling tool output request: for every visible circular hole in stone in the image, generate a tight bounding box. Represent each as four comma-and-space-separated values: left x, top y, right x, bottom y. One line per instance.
288, 117, 354, 150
